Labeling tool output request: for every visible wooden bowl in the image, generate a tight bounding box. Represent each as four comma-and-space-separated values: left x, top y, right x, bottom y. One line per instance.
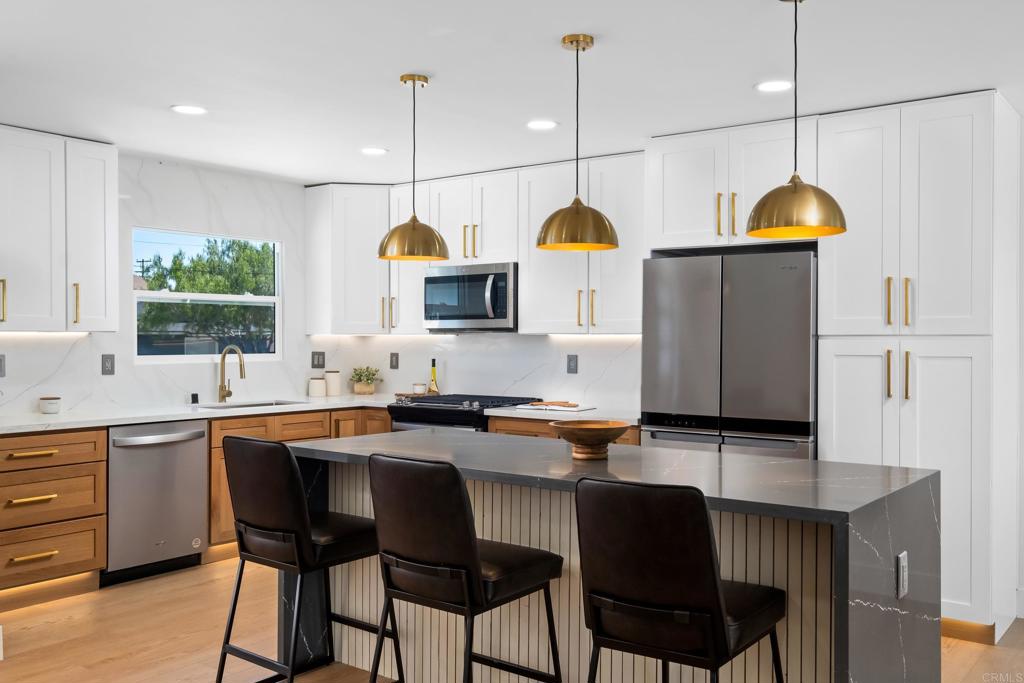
550, 420, 630, 460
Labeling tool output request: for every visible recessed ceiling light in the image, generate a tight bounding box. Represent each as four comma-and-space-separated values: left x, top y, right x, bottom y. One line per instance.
170, 104, 207, 115
527, 119, 558, 131
755, 80, 793, 93
361, 147, 389, 156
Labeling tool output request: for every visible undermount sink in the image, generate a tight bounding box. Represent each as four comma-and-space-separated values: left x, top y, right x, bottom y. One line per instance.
199, 399, 309, 410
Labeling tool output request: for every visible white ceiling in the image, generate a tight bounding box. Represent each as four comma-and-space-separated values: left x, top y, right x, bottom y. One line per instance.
2, 0, 1022, 185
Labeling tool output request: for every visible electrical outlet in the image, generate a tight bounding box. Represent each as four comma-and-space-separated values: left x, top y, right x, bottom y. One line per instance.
0, 354, 5, 378
101, 354, 115, 376
567, 354, 579, 374
390, 352, 400, 370
896, 550, 909, 599
311, 351, 325, 369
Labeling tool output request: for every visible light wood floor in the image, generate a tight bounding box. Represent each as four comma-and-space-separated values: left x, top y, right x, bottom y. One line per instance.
0, 558, 1020, 682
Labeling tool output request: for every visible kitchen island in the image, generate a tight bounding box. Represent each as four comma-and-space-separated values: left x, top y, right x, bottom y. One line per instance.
285, 429, 940, 682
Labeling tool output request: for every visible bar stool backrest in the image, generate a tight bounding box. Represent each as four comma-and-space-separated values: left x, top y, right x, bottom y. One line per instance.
222, 436, 315, 572
368, 454, 485, 607
576, 477, 730, 664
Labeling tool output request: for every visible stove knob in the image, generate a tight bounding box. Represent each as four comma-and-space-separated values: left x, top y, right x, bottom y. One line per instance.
472, 401, 481, 410
462, 401, 471, 409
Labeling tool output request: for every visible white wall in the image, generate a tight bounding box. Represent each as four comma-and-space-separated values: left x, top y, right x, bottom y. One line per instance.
0, 154, 313, 415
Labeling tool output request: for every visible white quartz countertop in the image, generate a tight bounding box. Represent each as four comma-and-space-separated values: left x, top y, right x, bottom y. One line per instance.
0, 395, 392, 435
483, 406, 640, 424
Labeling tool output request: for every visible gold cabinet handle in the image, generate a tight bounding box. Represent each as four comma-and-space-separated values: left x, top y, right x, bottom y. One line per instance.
8, 493, 59, 506
576, 289, 583, 327
389, 297, 396, 328
903, 277, 911, 327
380, 297, 386, 329
716, 193, 723, 236
904, 350, 911, 400
8, 449, 58, 460
472, 224, 478, 258
730, 192, 737, 236
10, 550, 59, 564
73, 282, 81, 324
590, 289, 596, 327
885, 277, 893, 326
462, 224, 468, 258
885, 349, 893, 398
0, 277, 7, 322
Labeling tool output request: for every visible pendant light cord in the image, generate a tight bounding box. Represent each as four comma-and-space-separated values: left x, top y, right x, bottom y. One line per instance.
412, 80, 417, 215
793, 0, 799, 175
575, 45, 580, 197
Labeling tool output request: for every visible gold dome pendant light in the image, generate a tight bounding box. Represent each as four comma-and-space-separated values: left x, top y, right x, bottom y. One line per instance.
746, 0, 846, 239
378, 74, 449, 260
536, 34, 619, 251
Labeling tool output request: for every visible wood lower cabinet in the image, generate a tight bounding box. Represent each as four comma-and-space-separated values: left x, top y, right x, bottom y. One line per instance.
362, 408, 391, 435
209, 447, 234, 545
0, 515, 106, 590
274, 412, 331, 442
488, 416, 640, 445
0, 462, 106, 531
0, 429, 107, 473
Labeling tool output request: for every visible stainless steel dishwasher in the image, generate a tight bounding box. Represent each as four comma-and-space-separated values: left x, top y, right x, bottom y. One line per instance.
106, 420, 209, 579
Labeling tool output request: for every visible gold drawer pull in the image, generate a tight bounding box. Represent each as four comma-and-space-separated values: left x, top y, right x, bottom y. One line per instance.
590, 289, 596, 327
576, 289, 583, 327
885, 276, 893, 326
472, 224, 478, 257
73, 282, 81, 324
8, 493, 59, 506
462, 224, 468, 258
730, 192, 737, 236
716, 192, 723, 236
8, 449, 59, 460
903, 277, 911, 327
885, 349, 893, 398
1, 277, 7, 322
904, 350, 911, 400
10, 550, 60, 564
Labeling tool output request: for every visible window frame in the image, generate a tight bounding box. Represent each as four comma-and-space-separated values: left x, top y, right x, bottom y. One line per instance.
131, 226, 284, 365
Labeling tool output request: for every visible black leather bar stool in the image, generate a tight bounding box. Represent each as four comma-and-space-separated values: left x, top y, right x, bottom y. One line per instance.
367, 453, 564, 683
575, 477, 786, 683
217, 436, 404, 683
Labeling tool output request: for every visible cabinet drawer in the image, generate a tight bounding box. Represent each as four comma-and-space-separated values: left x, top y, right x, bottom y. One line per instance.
274, 411, 330, 442
362, 408, 392, 435
331, 410, 363, 438
0, 462, 106, 531
0, 430, 107, 473
210, 416, 274, 448
0, 516, 106, 590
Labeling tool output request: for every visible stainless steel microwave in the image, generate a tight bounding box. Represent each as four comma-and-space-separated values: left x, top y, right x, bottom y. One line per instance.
423, 262, 517, 332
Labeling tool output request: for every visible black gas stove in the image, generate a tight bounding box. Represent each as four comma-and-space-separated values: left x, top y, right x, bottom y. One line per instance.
388, 394, 541, 431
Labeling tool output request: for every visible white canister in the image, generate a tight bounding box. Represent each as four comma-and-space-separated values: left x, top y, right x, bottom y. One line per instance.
39, 396, 62, 414
308, 378, 327, 398
324, 370, 343, 397
412, 383, 427, 395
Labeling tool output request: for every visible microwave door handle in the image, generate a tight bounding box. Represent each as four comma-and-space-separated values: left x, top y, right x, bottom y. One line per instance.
484, 273, 496, 318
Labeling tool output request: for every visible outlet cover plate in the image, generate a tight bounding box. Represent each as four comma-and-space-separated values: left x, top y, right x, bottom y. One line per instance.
567, 354, 579, 374
311, 351, 325, 369
101, 354, 115, 376
896, 550, 909, 599
0, 354, 5, 378
390, 352, 400, 370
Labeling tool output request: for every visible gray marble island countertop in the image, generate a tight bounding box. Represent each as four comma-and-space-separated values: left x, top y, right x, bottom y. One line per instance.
289, 428, 937, 523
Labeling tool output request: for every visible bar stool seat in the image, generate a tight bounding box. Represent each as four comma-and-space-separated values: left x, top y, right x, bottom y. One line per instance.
722, 580, 786, 652
479, 539, 563, 604
309, 511, 377, 560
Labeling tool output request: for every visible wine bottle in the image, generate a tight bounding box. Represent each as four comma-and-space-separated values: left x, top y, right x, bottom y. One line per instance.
428, 358, 440, 394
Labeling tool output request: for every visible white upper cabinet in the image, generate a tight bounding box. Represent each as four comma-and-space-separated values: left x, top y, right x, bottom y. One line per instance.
517, 162, 590, 334
305, 184, 390, 334
428, 176, 473, 265
66, 140, 118, 332
817, 108, 901, 335
470, 171, 517, 263
818, 337, 900, 467
0, 126, 66, 332
388, 183, 429, 334
901, 96, 993, 335
727, 118, 818, 246
645, 130, 729, 249
588, 154, 644, 333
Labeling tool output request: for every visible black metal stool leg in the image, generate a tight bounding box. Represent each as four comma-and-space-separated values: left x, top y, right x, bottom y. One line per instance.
661, 659, 669, 682
388, 598, 405, 682
586, 643, 600, 683
285, 573, 304, 683
215, 559, 246, 683
770, 626, 785, 682
542, 584, 562, 682
321, 568, 335, 662
710, 670, 719, 683
463, 614, 475, 683
368, 595, 392, 682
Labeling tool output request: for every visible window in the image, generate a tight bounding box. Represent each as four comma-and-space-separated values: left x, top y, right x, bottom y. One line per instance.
132, 227, 281, 358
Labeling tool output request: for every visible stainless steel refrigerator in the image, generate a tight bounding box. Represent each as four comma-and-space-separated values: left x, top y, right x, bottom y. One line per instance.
640, 247, 816, 458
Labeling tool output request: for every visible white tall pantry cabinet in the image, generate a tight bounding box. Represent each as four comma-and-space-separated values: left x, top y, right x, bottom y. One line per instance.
817, 92, 1020, 636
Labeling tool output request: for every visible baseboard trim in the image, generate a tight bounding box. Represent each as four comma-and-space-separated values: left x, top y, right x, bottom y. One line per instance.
0, 571, 100, 614
202, 541, 238, 564
941, 617, 997, 644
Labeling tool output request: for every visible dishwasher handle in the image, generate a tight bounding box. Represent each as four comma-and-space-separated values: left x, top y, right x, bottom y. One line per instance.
111, 429, 207, 448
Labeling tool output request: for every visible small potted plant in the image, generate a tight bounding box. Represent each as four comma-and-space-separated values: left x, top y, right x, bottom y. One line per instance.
350, 366, 382, 395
